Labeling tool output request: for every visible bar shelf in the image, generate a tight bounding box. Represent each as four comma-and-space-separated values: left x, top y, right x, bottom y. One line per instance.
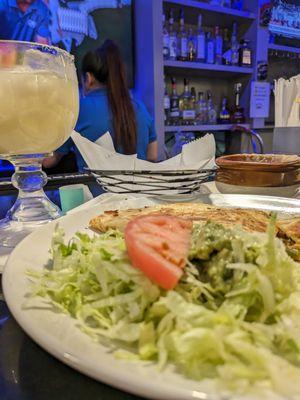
165, 124, 251, 132
268, 43, 300, 55
164, 0, 256, 22
164, 60, 254, 77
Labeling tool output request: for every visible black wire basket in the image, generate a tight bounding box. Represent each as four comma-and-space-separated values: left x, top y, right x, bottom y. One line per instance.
86, 168, 216, 196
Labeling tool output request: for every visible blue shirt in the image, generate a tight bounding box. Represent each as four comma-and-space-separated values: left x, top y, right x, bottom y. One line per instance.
0, 0, 50, 42
57, 88, 157, 172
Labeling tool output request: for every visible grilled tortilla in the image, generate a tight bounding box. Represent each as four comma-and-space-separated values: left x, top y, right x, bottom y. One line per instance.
89, 203, 270, 234
277, 217, 300, 261
89, 203, 300, 261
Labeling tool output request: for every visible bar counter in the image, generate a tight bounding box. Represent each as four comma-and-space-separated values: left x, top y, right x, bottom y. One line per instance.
0, 278, 143, 400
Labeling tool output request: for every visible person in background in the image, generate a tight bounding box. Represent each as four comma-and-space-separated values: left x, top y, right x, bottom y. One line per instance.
44, 40, 158, 171
0, 0, 50, 44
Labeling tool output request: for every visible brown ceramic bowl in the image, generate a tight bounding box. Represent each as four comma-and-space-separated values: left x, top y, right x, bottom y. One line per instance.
216, 154, 300, 187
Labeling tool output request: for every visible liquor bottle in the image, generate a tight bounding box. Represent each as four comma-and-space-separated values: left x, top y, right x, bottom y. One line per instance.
239, 39, 252, 67
196, 92, 208, 124
168, 9, 177, 61
164, 79, 171, 125
231, 83, 245, 123
206, 31, 215, 64
214, 26, 223, 65
223, 0, 231, 6
191, 87, 197, 124
219, 97, 231, 124
231, 22, 239, 66
180, 79, 195, 125
162, 13, 170, 60
169, 77, 180, 125
196, 14, 206, 62
190, 87, 197, 107
222, 28, 231, 65
187, 28, 196, 61
177, 8, 188, 61
207, 91, 217, 124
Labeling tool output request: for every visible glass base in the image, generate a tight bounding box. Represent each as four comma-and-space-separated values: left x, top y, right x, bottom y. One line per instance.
0, 154, 62, 248
0, 218, 45, 248
0, 196, 61, 248
0, 202, 61, 249
7, 193, 61, 223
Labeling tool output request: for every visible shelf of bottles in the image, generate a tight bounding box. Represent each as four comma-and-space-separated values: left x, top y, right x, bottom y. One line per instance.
164, 78, 247, 128
163, 3, 252, 132
163, 7, 254, 71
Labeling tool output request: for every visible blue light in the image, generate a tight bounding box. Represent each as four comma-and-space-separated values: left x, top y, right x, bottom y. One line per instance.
0, 160, 14, 172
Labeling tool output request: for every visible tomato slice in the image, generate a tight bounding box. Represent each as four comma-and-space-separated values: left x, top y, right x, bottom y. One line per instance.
124, 215, 192, 290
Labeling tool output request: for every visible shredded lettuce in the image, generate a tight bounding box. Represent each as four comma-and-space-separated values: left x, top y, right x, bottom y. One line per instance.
26, 218, 300, 398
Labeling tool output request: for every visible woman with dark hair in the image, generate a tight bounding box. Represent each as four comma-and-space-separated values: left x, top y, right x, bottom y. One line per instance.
44, 39, 157, 171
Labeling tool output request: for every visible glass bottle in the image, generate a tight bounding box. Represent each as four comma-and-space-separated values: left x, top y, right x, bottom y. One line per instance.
207, 91, 217, 124
196, 92, 208, 124
180, 79, 195, 125
190, 87, 197, 124
206, 31, 215, 64
215, 26, 223, 65
187, 27, 196, 62
164, 79, 171, 125
196, 14, 206, 62
239, 39, 252, 67
231, 83, 245, 123
169, 77, 180, 125
222, 28, 231, 65
190, 87, 197, 106
168, 9, 177, 61
177, 8, 188, 61
231, 22, 239, 66
219, 97, 231, 124
163, 13, 170, 60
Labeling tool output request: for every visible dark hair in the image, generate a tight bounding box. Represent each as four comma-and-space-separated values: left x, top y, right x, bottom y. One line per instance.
82, 40, 137, 155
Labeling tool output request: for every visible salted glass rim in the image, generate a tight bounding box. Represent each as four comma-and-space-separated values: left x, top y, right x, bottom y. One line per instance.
0, 39, 75, 63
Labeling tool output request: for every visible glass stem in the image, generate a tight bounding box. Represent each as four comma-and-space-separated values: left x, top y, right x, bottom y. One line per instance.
6, 154, 61, 223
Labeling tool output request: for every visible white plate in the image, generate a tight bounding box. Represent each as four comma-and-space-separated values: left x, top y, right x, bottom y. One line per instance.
3, 194, 300, 400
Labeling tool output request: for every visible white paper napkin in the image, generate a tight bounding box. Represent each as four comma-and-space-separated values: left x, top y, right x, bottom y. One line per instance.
274, 74, 300, 128
71, 130, 216, 171
71, 131, 137, 170
94, 131, 116, 152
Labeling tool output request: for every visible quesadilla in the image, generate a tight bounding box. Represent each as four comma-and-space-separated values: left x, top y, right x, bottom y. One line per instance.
89, 202, 300, 261
89, 203, 270, 234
